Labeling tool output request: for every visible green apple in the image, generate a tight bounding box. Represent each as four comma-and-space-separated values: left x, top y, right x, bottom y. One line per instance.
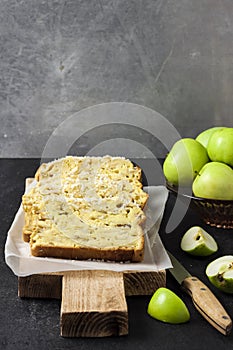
147, 287, 190, 324
207, 127, 233, 167
196, 127, 225, 148
163, 138, 209, 187
192, 162, 233, 200
206, 256, 233, 294
180, 226, 218, 256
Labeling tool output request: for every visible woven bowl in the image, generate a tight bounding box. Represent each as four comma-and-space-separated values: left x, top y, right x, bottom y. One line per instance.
166, 182, 233, 229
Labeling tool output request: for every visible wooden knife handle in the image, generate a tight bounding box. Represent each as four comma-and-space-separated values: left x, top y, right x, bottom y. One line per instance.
182, 276, 232, 336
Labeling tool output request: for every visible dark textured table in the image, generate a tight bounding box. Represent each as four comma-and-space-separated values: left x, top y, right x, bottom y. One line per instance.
1, 159, 233, 350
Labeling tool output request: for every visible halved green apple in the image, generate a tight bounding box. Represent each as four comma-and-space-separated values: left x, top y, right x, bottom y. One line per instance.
147, 287, 190, 324
180, 226, 218, 256
206, 256, 233, 294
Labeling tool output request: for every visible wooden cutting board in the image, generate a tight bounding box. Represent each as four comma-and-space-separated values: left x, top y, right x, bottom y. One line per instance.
18, 269, 165, 337
19, 178, 166, 337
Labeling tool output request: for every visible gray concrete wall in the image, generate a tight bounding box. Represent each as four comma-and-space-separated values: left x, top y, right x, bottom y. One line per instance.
1, 0, 233, 157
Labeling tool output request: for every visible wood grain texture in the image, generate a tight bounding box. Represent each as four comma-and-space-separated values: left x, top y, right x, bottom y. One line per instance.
18, 270, 166, 298
124, 270, 166, 296
18, 269, 166, 337
18, 273, 63, 299
61, 270, 128, 337
182, 276, 232, 336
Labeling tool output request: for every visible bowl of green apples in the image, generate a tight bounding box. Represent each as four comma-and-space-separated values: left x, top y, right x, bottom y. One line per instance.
163, 127, 233, 229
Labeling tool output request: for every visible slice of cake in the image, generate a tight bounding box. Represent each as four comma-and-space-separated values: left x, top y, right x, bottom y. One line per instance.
22, 156, 148, 262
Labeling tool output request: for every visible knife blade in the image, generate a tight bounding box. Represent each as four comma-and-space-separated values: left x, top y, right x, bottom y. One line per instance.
167, 251, 232, 336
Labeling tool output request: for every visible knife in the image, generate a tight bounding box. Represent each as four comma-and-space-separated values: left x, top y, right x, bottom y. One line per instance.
167, 251, 232, 336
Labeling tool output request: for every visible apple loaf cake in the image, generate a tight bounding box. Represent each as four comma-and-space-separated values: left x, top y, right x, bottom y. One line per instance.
22, 156, 149, 262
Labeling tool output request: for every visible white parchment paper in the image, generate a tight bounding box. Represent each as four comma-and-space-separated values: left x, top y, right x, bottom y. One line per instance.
5, 184, 172, 277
